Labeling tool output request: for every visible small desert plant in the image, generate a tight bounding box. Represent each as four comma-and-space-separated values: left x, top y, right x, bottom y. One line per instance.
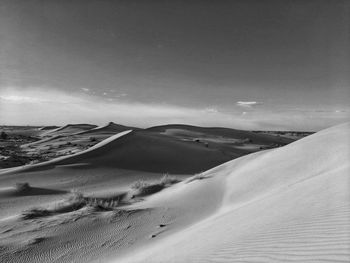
159, 173, 180, 186
135, 184, 164, 196
21, 190, 122, 220
15, 182, 31, 192
0, 131, 8, 140
194, 172, 205, 179
131, 179, 150, 190
186, 172, 207, 183
69, 189, 121, 209
69, 189, 84, 201
89, 137, 97, 142
22, 208, 51, 219
130, 174, 180, 197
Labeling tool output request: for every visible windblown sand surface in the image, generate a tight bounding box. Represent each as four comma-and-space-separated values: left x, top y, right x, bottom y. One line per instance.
120, 123, 350, 263
0, 123, 348, 262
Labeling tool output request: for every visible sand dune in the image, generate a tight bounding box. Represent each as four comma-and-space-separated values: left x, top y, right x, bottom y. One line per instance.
1, 123, 348, 263
19, 124, 131, 165
16, 124, 295, 175
21, 135, 64, 148
37, 130, 233, 174
119, 123, 350, 262
75, 122, 139, 136
148, 124, 293, 145
3, 123, 296, 171
41, 124, 97, 137
38, 126, 60, 131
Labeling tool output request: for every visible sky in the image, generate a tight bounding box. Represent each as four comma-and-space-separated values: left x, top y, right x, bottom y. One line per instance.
0, 0, 349, 131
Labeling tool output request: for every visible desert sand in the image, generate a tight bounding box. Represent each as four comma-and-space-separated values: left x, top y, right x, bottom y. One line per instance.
1, 122, 292, 171
0, 123, 349, 262
120, 122, 350, 263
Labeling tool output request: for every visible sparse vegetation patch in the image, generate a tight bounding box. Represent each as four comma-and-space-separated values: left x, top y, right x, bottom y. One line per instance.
131, 174, 180, 197
21, 190, 124, 220
15, 182, 31, 192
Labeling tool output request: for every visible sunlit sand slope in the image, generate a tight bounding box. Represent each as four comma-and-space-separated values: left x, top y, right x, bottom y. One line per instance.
122, 123, 350, 263
41, 124, 97, 137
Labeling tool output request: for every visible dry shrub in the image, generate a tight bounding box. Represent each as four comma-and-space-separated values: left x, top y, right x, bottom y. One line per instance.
131, 174, 180, 197
15, 182, 31, 192
160, 173, 180, 186
22, 190, 121, 220
22, 208, 51, 219
131, 180, 150, 190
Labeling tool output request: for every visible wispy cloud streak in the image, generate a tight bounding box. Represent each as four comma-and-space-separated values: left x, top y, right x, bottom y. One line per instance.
236, 101, 262, 108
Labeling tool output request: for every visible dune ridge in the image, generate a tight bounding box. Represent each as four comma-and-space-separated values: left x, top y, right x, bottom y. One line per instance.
1, 130, 133, 175
147, 124, 293, 145
119, 123, 350, 263
74, 122, 138, 135
40, 124, 97, 137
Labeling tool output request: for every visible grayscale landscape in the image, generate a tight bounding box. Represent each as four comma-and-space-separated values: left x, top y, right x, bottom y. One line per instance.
0, 0, 349, 262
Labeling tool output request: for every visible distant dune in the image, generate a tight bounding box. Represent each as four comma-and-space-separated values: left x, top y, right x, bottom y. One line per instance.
29, 124, 294, 174
147, 124, 293, 145
75, 122, 139, 136
38, 126, 60, 131
41, 124, 97, 137
3, 123, 296, 173
45, 130, 234, 174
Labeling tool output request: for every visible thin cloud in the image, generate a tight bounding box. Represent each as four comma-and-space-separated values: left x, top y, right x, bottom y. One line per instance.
0, 95, 46, 103
203, 107, 218, 113
0, 87, 259, 129
236, 101, 262, 108
290, 108, 348, 114
115, 93, 128, 98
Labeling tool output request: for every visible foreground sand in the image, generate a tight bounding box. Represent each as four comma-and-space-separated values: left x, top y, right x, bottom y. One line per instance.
0, 123, 349, 262
120, 123, 350, 262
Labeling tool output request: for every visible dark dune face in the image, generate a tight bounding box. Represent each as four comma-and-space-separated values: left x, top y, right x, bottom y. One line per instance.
1, 123, 298, 173
43, 125, 295, 174
147, 124, 294, 145
0, 186, 67, 198
53, 130, 233, 174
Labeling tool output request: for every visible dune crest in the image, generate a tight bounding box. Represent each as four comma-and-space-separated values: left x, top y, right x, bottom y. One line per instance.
40, 124, 97, 137
74, 122, 138, 135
